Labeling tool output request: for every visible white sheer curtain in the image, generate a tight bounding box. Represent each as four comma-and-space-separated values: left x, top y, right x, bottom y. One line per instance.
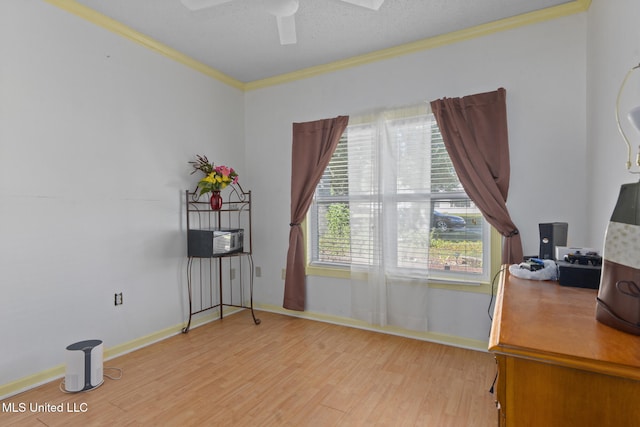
349, 104, 432, 331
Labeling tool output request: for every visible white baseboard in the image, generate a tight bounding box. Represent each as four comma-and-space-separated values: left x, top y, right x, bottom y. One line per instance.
254, 303, 489, 352
0, 308, 241, 400
1, 305, 488, 399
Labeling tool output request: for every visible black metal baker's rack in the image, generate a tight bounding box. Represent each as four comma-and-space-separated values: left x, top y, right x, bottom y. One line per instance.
182, 184, 260, 333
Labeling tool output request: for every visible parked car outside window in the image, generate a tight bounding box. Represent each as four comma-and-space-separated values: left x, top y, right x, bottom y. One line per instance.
432, 210, 466, 231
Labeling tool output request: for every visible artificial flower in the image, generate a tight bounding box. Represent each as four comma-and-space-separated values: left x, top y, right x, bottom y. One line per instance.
191, 156, 239, 195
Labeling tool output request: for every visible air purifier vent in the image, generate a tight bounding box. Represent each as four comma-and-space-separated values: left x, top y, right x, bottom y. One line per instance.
65, 339, 104, 392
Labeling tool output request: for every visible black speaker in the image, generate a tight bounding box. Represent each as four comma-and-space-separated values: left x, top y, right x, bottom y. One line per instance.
539, 222, 568, 260
557, 261, 601, 289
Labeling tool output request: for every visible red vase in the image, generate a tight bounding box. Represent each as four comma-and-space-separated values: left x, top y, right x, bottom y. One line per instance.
209, 191, 223, 210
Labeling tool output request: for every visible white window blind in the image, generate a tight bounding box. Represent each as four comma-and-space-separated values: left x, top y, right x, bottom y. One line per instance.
310, 108, 488, 280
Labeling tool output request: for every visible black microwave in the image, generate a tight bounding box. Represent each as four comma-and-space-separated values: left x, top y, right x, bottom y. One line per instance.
187, 228, 244, 257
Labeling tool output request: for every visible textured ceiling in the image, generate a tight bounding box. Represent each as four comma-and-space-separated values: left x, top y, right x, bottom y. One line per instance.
70, 0, 575, 83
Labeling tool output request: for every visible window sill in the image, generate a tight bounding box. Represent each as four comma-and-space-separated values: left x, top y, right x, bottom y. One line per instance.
306, 263, 350, 280
306, 263, 493, 294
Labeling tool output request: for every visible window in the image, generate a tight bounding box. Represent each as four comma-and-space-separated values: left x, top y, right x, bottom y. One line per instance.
308, 106, 490, 282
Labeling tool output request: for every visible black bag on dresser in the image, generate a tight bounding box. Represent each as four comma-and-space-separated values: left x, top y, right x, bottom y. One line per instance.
596, 182, 640, 335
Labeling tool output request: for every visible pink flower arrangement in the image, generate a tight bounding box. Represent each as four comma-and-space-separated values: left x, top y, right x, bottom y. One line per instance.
189, 155, 239, 195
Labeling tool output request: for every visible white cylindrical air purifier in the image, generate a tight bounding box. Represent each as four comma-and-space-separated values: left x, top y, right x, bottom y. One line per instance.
64, 339, 103, 392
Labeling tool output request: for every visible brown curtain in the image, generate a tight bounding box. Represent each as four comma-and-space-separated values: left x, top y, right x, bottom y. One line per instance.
284, 116, 349, 311
430, 88, 523, 264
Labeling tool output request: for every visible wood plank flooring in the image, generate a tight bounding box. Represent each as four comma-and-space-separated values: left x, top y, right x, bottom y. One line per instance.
1, 311, 498, 426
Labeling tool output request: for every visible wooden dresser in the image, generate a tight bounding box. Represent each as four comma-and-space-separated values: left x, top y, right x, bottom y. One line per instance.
489, 268, 640, 426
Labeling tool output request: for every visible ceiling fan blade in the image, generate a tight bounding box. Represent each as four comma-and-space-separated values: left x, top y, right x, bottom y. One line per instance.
276, 14, 297, 45
180, 0, 234, 11
338, 0, 385, 11
264, 0, 299, 16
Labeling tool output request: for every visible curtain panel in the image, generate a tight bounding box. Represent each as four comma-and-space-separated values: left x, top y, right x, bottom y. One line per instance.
284, 116, 349, 311
430, 88, 523, 264
349, 106, 432, 332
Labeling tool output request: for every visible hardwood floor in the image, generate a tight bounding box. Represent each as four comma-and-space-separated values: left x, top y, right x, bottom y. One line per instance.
1, 311, 497, 426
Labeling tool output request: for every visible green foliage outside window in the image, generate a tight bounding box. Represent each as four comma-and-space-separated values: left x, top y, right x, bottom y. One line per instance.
318, 203, 351, 262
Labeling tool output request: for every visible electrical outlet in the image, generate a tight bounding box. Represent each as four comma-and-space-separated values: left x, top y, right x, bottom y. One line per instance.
114, 292, 123, 306
255, 266, 262, 277
281, 268, 286, 280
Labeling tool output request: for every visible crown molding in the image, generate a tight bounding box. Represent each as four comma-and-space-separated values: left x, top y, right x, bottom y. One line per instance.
245, 0, 592, 90
44, 0, 591, 91
43, 0, 245, 90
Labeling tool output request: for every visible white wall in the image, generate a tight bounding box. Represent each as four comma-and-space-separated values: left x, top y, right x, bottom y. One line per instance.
245, 13, 588, 341
2, 0, 607, 392
587, 0, 640, 246
0, 1, 244, 387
